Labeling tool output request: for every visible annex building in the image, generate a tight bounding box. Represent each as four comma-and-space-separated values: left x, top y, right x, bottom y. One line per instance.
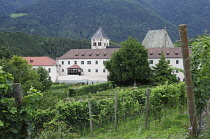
24, 28, 186, 83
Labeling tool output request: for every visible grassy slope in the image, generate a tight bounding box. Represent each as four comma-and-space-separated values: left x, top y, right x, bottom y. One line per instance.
83, 112, 189, 139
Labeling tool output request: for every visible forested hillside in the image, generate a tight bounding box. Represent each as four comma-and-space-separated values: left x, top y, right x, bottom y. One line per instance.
149, 0, 210, 37
0, 0, 177, 42
0, 0, 209, 42
0, 0, 36, 15
0, 32, 90, 58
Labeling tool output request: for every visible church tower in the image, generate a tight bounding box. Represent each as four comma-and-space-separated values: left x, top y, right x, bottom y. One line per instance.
91, 28, 109, 49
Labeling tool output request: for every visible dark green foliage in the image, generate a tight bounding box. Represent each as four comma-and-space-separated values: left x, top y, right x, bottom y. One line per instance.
105, 37, 151, 85
0, 0, 36, 16
0, 47, 12, 59
0, 67, 43, 139
151, 52, 179, 85
0, 31, 90, 58
0, 0, 178, 42
69, 81, 115, 97
1, 56, 42, 94
190, 34, 210, 115
149, 0, 210, 39
36, 67, 53, 91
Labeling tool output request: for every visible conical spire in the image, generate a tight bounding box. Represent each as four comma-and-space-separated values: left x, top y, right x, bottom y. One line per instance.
91, 27, 109, 39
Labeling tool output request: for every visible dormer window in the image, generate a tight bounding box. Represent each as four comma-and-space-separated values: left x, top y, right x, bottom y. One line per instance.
175, 50, 179, 55
150, 51, 153, 55
82, 52, 85, 56
166, 50, 170, 55
104, 52, 107, 56
158, 51, 161, 55
30, 60, 34, 63
89, 52, 92, 56
96, 52, 100, 56
75, 52, 79, 56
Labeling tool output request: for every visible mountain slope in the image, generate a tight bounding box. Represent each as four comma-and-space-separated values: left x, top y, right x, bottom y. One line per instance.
148, 0, 210, 38
0, 0, 178, 42
0, 32, 90, 58
0, 0, 36, 15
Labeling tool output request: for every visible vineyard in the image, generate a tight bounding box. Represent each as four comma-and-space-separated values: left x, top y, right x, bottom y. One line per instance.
0, 67, 189, 139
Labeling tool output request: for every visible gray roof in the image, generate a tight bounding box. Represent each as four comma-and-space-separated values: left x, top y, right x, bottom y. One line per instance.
142, 29, 174, 48
91, 28, 109, 39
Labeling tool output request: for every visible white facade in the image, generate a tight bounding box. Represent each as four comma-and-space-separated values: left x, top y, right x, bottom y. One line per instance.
33, 65, 58, 82
148, 58, 184, 81
57, 58, 109, 83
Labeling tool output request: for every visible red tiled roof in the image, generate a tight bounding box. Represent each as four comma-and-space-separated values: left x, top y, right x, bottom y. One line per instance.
23, 56, 56, 66
67, 64, 82, 69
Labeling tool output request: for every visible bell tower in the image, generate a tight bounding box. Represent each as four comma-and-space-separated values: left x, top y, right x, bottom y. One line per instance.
91, 28, 109, 49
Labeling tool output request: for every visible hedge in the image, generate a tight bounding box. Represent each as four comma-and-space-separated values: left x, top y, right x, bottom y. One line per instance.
69, 81, 115, 97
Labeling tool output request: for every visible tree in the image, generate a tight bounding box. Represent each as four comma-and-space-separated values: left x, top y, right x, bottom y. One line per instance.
0, 47, 12, 59
104, 37, 151, 85
1, 56, 41, 93
36, 67, 52, 91
151, 52, 179, 85
190, 34, 210, 116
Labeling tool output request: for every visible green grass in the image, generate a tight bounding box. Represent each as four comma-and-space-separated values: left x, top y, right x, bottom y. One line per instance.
10, 13, 27, 18
82, 112, 190, 139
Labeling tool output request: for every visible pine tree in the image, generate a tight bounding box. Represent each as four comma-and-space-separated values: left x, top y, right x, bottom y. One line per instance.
151, 51, 179, 85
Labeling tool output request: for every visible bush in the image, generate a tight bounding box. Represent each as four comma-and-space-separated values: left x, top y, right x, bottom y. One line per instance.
69, 81, 115, 97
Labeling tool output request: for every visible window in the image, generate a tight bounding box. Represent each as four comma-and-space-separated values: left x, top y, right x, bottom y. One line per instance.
62, 69, 64, 72
87, 61, 91, 64
100, 39, 102, 41
103, 69, 106, 73
176, 60, 179, 64
168, 60, 170, 64
48, 68, 51, 73
74, 61, 77, 64
62, 61, 64, 65
95, 61, 98, 64
176, 70, 179, 73
103, 61, 106, 64
88, 69, 91, 72
98, 42, 101, 46
93, 42, 96, 46
95, 69, 98, 72
149, 60, 153, 64
68, 61, 70, 65
81, 61, 84, 65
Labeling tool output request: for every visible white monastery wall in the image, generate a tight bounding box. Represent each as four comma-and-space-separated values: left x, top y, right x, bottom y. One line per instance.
148, 57, 184, 81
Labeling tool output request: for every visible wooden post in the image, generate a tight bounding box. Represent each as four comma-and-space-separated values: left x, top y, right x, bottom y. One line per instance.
88, 99, 93, 136
114, 92, 119, 129
145, 88, 150, 127
13, 83, 23, 108
179, 24, 197, 135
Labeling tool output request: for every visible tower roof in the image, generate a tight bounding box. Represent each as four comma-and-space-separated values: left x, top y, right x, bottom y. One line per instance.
142, 29, 174, 48
91, 28, 109, 39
